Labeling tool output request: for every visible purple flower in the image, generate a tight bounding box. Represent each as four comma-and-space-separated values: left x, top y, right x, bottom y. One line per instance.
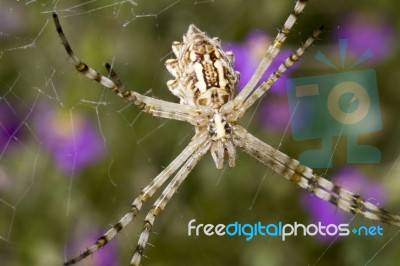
0, 101, 23, 155
34, 104, 104, 174
301, 167, 386, 242
66, 230, 118, 266
0, 4, 21, 33
225, 30, 295, 94
258, 97, 290, 132
335, 14, 394, 64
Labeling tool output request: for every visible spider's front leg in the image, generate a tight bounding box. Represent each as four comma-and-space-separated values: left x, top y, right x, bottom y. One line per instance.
221, 0, 309, 115
52, 13, 200, 126
240, 25, 323, 112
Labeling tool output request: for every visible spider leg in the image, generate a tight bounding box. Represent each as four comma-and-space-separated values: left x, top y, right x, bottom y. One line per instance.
52, 13, 201, 125
222, 0, 308, 114
130, 140, 210, 266
63, 132, 208, 265
102, 61, 201, 124
240, 25, 323, 114
240, 128, 400, 227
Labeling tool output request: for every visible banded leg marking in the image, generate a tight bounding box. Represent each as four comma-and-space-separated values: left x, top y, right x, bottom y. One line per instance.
53, 12, 199, 125
130, 141, 210, 266
241, 25, 323, 111
225, 0, 308, 113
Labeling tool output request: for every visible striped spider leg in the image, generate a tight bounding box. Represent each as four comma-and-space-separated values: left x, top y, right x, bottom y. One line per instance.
53, 13, 202, 126
240, 25, 323, 111
63, 131, 209, 265
131, 139, 211, 265
241, 129, 400, 226
221, 0, 308, 116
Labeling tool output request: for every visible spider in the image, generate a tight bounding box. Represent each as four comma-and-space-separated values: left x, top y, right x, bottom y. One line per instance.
53, 1, 400, 265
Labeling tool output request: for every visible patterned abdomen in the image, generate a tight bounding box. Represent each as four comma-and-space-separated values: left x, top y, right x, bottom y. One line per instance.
166, 25, 239, 109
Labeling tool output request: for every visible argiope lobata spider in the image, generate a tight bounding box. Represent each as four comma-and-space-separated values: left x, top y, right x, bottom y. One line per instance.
53, 1, 400, 265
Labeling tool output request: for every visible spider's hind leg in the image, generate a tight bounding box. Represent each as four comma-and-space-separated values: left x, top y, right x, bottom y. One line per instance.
63, 132, 208, 265
130, 139, 210, 266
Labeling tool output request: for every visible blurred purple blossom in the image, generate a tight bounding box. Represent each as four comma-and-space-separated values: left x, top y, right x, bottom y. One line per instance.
0, 5, 21, 33
335, 14, 394, 64
301, 167, 386, 242
258, 98, 290, 132
35, 104, 104, 174
0, 101, 23, 155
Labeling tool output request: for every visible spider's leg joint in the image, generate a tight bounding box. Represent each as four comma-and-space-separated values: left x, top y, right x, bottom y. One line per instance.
139, 191, 150, 201
76, 62, 89, 73
95, 235, 108, 247
290, 52, 299, 62
290, 173, 301, 183
152, 206, 163, 216
143, 220, 153, 231
272, 39, 283, 49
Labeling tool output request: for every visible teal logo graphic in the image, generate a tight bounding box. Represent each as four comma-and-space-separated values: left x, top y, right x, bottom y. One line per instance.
286, 39, 382, 168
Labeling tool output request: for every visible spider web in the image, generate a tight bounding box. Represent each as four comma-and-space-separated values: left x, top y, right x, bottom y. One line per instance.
1, 0, 399, 265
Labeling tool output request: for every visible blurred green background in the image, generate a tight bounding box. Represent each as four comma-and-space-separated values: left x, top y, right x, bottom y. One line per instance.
1, 0, 400, 265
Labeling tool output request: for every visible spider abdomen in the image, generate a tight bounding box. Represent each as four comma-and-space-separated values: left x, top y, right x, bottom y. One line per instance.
166, 24, 239, 109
